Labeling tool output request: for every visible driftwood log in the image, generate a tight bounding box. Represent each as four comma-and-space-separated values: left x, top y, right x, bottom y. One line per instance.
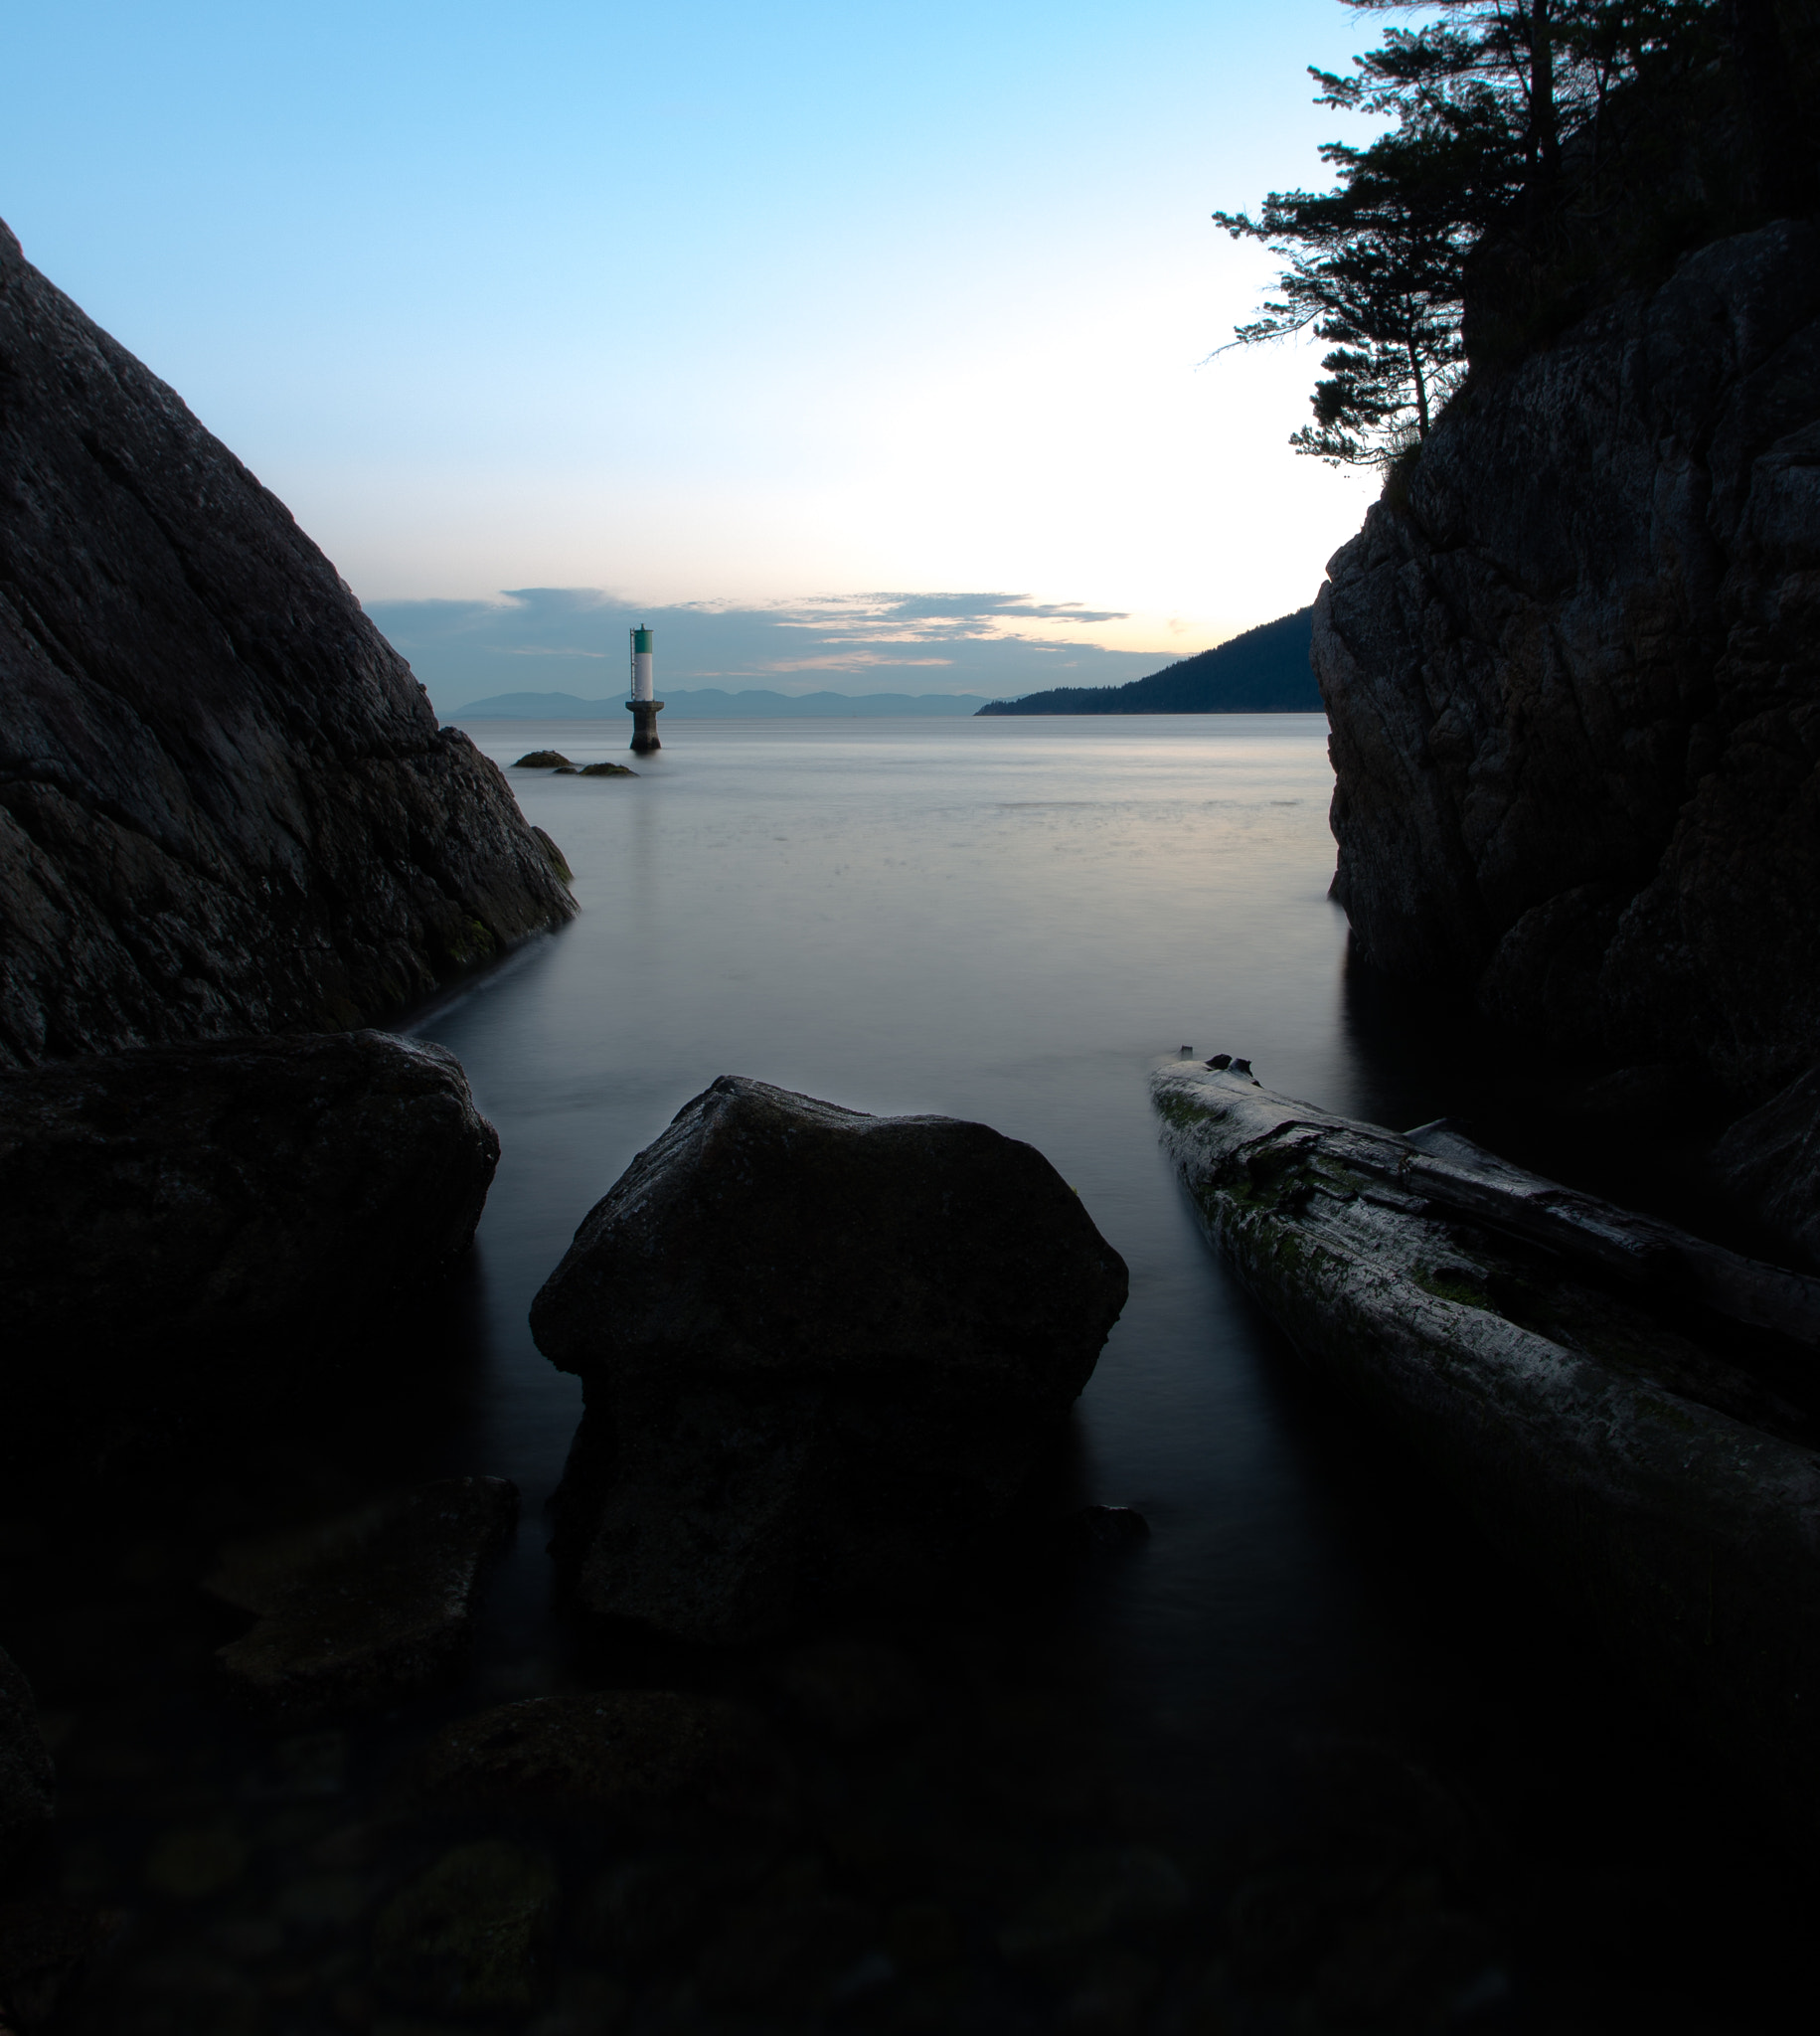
1152, 1058, 1820, 1822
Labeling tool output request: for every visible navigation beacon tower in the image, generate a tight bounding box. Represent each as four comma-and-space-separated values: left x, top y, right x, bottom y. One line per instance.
627, 625, 663, 754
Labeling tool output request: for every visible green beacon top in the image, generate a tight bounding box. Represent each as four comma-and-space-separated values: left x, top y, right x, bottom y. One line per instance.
633, 627, 653, 654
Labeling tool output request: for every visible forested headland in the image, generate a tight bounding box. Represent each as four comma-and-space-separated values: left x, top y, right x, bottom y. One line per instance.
975, 608, 1317, 715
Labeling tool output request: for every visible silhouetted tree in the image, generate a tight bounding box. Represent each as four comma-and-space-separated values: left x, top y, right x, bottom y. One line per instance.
1215, 2, 1725, 467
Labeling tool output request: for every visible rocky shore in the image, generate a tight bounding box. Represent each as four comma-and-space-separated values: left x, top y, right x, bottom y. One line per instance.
1314, 217, 1820, 1249
0, 216, 575, 1072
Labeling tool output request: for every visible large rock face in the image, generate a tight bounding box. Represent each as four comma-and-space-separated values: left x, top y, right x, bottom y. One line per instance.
0, 1648, 53, 1867
1317, 220, 1820, 1103
0, 218, 575, 1070
0, 1030, 498, 1379
530, 1076, 1129, 1645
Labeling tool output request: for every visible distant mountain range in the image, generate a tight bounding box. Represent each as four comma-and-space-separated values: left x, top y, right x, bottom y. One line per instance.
976, 607, 1318, 714
446, 688, 992, 719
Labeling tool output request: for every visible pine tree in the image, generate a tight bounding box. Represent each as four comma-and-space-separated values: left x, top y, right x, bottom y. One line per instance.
1215, 2, 1723, 468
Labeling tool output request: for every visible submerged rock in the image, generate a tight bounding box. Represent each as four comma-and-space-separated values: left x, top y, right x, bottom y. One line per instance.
530, 1075, 1128, 1644
514, 752, 573, 768
371, 1840, 558, 2016
0, 217, 575, 1071
0, 1648, 53, 1866
0, 1031, 500, 1383
579, 762, 636, 777
420, 1690, 795, 1834
1152, 1058, 1820, 1823
207, 1476, 518, 1720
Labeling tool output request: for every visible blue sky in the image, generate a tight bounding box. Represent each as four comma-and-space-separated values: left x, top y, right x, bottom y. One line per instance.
2, 1, 1387, 694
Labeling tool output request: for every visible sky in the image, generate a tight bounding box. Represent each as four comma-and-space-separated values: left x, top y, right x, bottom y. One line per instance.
1, 1, 1389, 703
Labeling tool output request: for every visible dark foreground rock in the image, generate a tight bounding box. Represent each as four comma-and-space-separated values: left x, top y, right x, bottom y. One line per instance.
371, 1840, 558, 2016
205, 1476, 518, 1719
421, 1691, 796, 1835
530, 1076, 1129, 1644
1316, 218, 1820, 1110
1152, 1057, 1820, 1825
0, 1650, 52, 1867
0, 217, 575, 1071
1711, 1066, 1820, 1274
0, 1031, 499, 1385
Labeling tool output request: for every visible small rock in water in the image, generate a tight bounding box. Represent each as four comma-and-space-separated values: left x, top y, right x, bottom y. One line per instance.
579, 761, 637, 776
1179, 1045, 1194, 1056
513, 751, 572, 768
371, 1840, 558, 2016
1205, 1054, 1232, 1070
420, 1690, 796, 1836
207, 1476, 518, 1720
554, 765, 579, 773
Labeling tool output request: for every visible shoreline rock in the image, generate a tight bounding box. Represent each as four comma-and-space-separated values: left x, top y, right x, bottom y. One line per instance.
0, 1031, 500, 1388
0, 215, 576, 1070
531, 1076, 1128, 1645
0, 1649, 53, 1868
206, 1476, 519, 1720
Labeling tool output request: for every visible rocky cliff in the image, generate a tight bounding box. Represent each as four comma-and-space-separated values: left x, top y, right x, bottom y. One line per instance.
1316, 218, 1820, 1118
0, 219, 575, 1069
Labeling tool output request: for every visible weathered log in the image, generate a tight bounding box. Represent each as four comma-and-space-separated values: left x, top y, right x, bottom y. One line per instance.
1152, 1059, 1820, 1822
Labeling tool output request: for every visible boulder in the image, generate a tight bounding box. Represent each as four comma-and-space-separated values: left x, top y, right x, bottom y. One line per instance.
579, 763, 636, 777
0, 1031, 500, 1384
371, 1840, 558, 2016
206, 1476, 519, 1719
513, 752, 572, 768
530, 1076, 1128, 1644
0, 217, 575, 1071
0, 1649, 53, 1866
420, 1690, 795, 1834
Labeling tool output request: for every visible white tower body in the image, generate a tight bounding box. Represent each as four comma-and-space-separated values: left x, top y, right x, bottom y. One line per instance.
627, 625, 662, 752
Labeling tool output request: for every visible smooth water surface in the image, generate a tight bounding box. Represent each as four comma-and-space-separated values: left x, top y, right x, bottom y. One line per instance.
406, 718, 1798, 2022
19, 717, 1803, 2036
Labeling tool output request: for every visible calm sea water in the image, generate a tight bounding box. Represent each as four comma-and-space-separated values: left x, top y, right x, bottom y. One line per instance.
407, 717, 1800, 2022
21, 716, 1805, 2034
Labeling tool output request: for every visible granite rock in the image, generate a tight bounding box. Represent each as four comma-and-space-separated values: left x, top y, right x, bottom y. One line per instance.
421, 1690, 796, 1835
371, 1840, 558, 2017
207, 1476, 519, 1720
1711, 1064, 1820, 1272
530, 1076, 1129, 1644
0, 216, 575, 1070
0, 1648, 53, 1867
1316, 220, 1820, 1103
0, 1030, 500, 1378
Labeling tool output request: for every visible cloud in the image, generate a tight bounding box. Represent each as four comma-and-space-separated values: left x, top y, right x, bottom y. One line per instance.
366, 586, 1177, 712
